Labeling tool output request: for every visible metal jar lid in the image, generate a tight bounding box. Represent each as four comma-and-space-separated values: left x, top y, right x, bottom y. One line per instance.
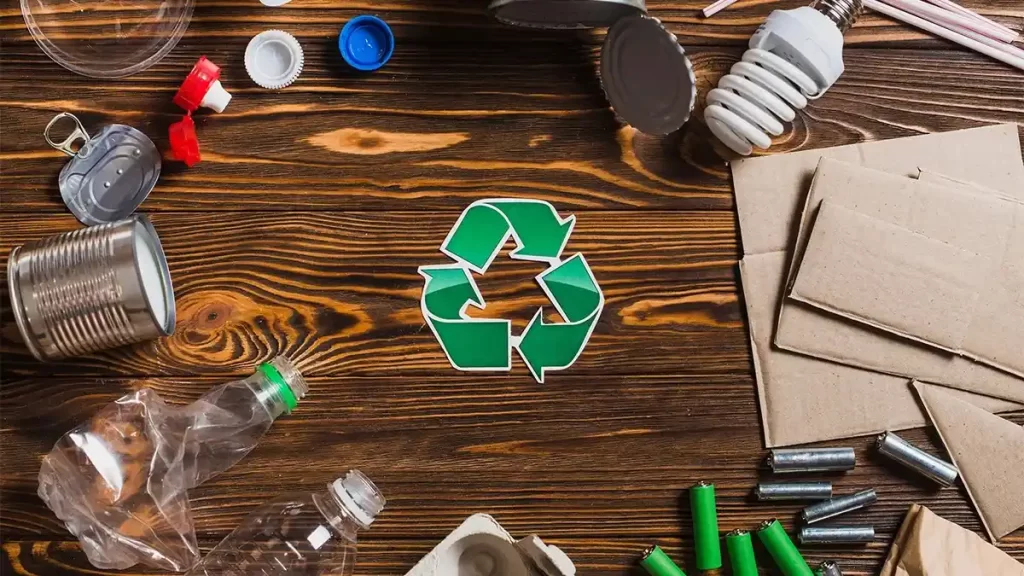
600, 14, 697, 135
487, 0, 646, 29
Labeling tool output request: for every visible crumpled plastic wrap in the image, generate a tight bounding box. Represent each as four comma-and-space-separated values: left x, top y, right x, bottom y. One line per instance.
38, 365, 302, 572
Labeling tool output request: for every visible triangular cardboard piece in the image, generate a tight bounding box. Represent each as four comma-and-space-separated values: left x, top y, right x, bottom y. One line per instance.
879, 504, 1024, 576
915, 382, 1024, 542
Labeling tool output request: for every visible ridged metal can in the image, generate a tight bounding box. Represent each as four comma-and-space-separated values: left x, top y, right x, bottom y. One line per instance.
7, 215, 175, 361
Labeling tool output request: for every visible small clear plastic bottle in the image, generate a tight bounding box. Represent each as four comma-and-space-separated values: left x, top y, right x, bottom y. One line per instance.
187, 470, 385, 576
38, 356, 309, 571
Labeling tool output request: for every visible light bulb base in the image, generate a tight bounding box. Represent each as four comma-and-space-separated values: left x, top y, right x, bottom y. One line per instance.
810, 0, 863, 33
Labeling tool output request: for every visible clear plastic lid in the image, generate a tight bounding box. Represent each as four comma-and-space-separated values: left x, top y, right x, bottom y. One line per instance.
21, 0, 194, 78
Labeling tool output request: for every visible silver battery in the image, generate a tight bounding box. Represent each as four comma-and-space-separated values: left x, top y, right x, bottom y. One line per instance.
768, 447, 856, 473
756, 481, 833, 501
801, 489, 877, 524
799, 526, 874, 545
875, 431, 959, 487
487, 0, 646, 29
7, 215, 176, 361
817, 560, 844, 576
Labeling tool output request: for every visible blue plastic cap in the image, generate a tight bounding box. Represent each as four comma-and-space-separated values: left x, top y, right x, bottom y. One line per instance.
338, 15, 394, 72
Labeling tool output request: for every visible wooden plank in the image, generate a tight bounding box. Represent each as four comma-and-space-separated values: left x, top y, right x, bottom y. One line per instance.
4, 535, 1024, 576
2, 46, 1022, 212
1, 0, 1020, 48
0, 211, 744, 378
2, 377, 1022, 566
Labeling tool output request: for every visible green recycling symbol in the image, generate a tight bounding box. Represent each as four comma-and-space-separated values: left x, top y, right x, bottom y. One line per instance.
418, 199, 604, 383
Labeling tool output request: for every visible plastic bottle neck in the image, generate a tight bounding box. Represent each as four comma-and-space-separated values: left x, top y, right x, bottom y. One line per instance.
247, 356, 308, 419
313, 471, 385, 540
313, 489, 362, 542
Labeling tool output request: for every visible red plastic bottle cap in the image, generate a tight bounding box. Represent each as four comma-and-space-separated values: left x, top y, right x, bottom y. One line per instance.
173, 56, 231, 113
168, 115, 201, 167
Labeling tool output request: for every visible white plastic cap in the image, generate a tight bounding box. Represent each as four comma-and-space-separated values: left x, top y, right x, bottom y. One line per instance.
332, 470, 385, 529
245, 30, 304, 90
200, 80, 232, 113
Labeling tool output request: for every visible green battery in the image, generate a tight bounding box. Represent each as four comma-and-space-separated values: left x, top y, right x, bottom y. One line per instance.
756, 518, 813, 576
689, 481, 722, 570
639, 545, 687, 576
725, 529, 758, 576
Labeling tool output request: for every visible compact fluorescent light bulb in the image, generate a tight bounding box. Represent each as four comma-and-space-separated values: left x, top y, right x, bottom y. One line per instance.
704, 0, 864, 156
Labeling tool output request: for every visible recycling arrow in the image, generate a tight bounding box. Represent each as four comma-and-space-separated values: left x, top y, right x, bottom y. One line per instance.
419, 199, 603, 383
441, 199, 576, 273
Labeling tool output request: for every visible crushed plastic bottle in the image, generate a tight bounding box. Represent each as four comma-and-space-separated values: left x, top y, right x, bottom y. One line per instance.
38, 356, 308, 572
187, 470, 385, 576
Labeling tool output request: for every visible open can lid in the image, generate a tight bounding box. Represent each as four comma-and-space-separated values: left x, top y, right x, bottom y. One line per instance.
487, 0, 645, 29
600, 14, 696, 135
48, 115, 162, 226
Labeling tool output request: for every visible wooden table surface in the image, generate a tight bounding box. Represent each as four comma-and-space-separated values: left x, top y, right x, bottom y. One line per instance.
2, 0, 1023, 574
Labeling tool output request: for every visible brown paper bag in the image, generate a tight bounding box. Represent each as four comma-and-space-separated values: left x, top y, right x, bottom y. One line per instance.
880, 504, 1024, 576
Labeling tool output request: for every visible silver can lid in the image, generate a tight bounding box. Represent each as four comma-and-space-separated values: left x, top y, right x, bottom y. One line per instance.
488, 0, 645, 29
600, 14, 696, 135
46, 113, 161, 226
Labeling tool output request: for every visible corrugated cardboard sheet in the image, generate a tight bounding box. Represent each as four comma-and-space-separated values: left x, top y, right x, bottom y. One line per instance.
774, 160, 1024, 402
916, 383, 1024, 542
739, 251, 1019, 447
785, 162, 1024, 378
732, 124, 1024, 446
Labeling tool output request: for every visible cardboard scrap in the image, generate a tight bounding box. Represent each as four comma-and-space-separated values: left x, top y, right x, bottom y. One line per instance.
790, 201, 995, 353
774, 158, 1024, 403
879, 504, 1024, 576
775, 299, 1024, 403
733, 124, 1024, 257
739, 251, 1021, 447
916, 382, 1024, 542
782, 160, 1024, 378
731, 124, 1024, 446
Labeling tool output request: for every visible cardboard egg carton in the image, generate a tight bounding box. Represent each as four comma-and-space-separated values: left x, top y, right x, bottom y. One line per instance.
404, 514, 576, 576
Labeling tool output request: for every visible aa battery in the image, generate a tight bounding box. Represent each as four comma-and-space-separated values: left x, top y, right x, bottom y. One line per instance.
756, 481, 833, 501
725, 529, 757, 576
798, 526, 875, 545
815, 560, 844, 576
689, 481, 721, 570
768, 448, 856, 473
756, 519, 813, 576
639, 545, 687, 576
801, 489, 877, 524
876, 431, 959, 487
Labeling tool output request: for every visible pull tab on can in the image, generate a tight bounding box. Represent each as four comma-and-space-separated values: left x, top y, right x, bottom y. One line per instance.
44, 112, 161, 226
44, 112, 91, 156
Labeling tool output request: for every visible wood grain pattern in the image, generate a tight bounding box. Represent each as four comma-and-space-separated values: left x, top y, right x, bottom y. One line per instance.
0, 211, 744, 378
3, 0, 1024, 574
3, 375, 1023, 565
3, 44, 1022, 212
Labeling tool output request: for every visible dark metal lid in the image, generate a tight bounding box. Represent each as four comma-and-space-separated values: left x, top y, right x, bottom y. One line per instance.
600, 14, 696, 135
487, 0, 646, 29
